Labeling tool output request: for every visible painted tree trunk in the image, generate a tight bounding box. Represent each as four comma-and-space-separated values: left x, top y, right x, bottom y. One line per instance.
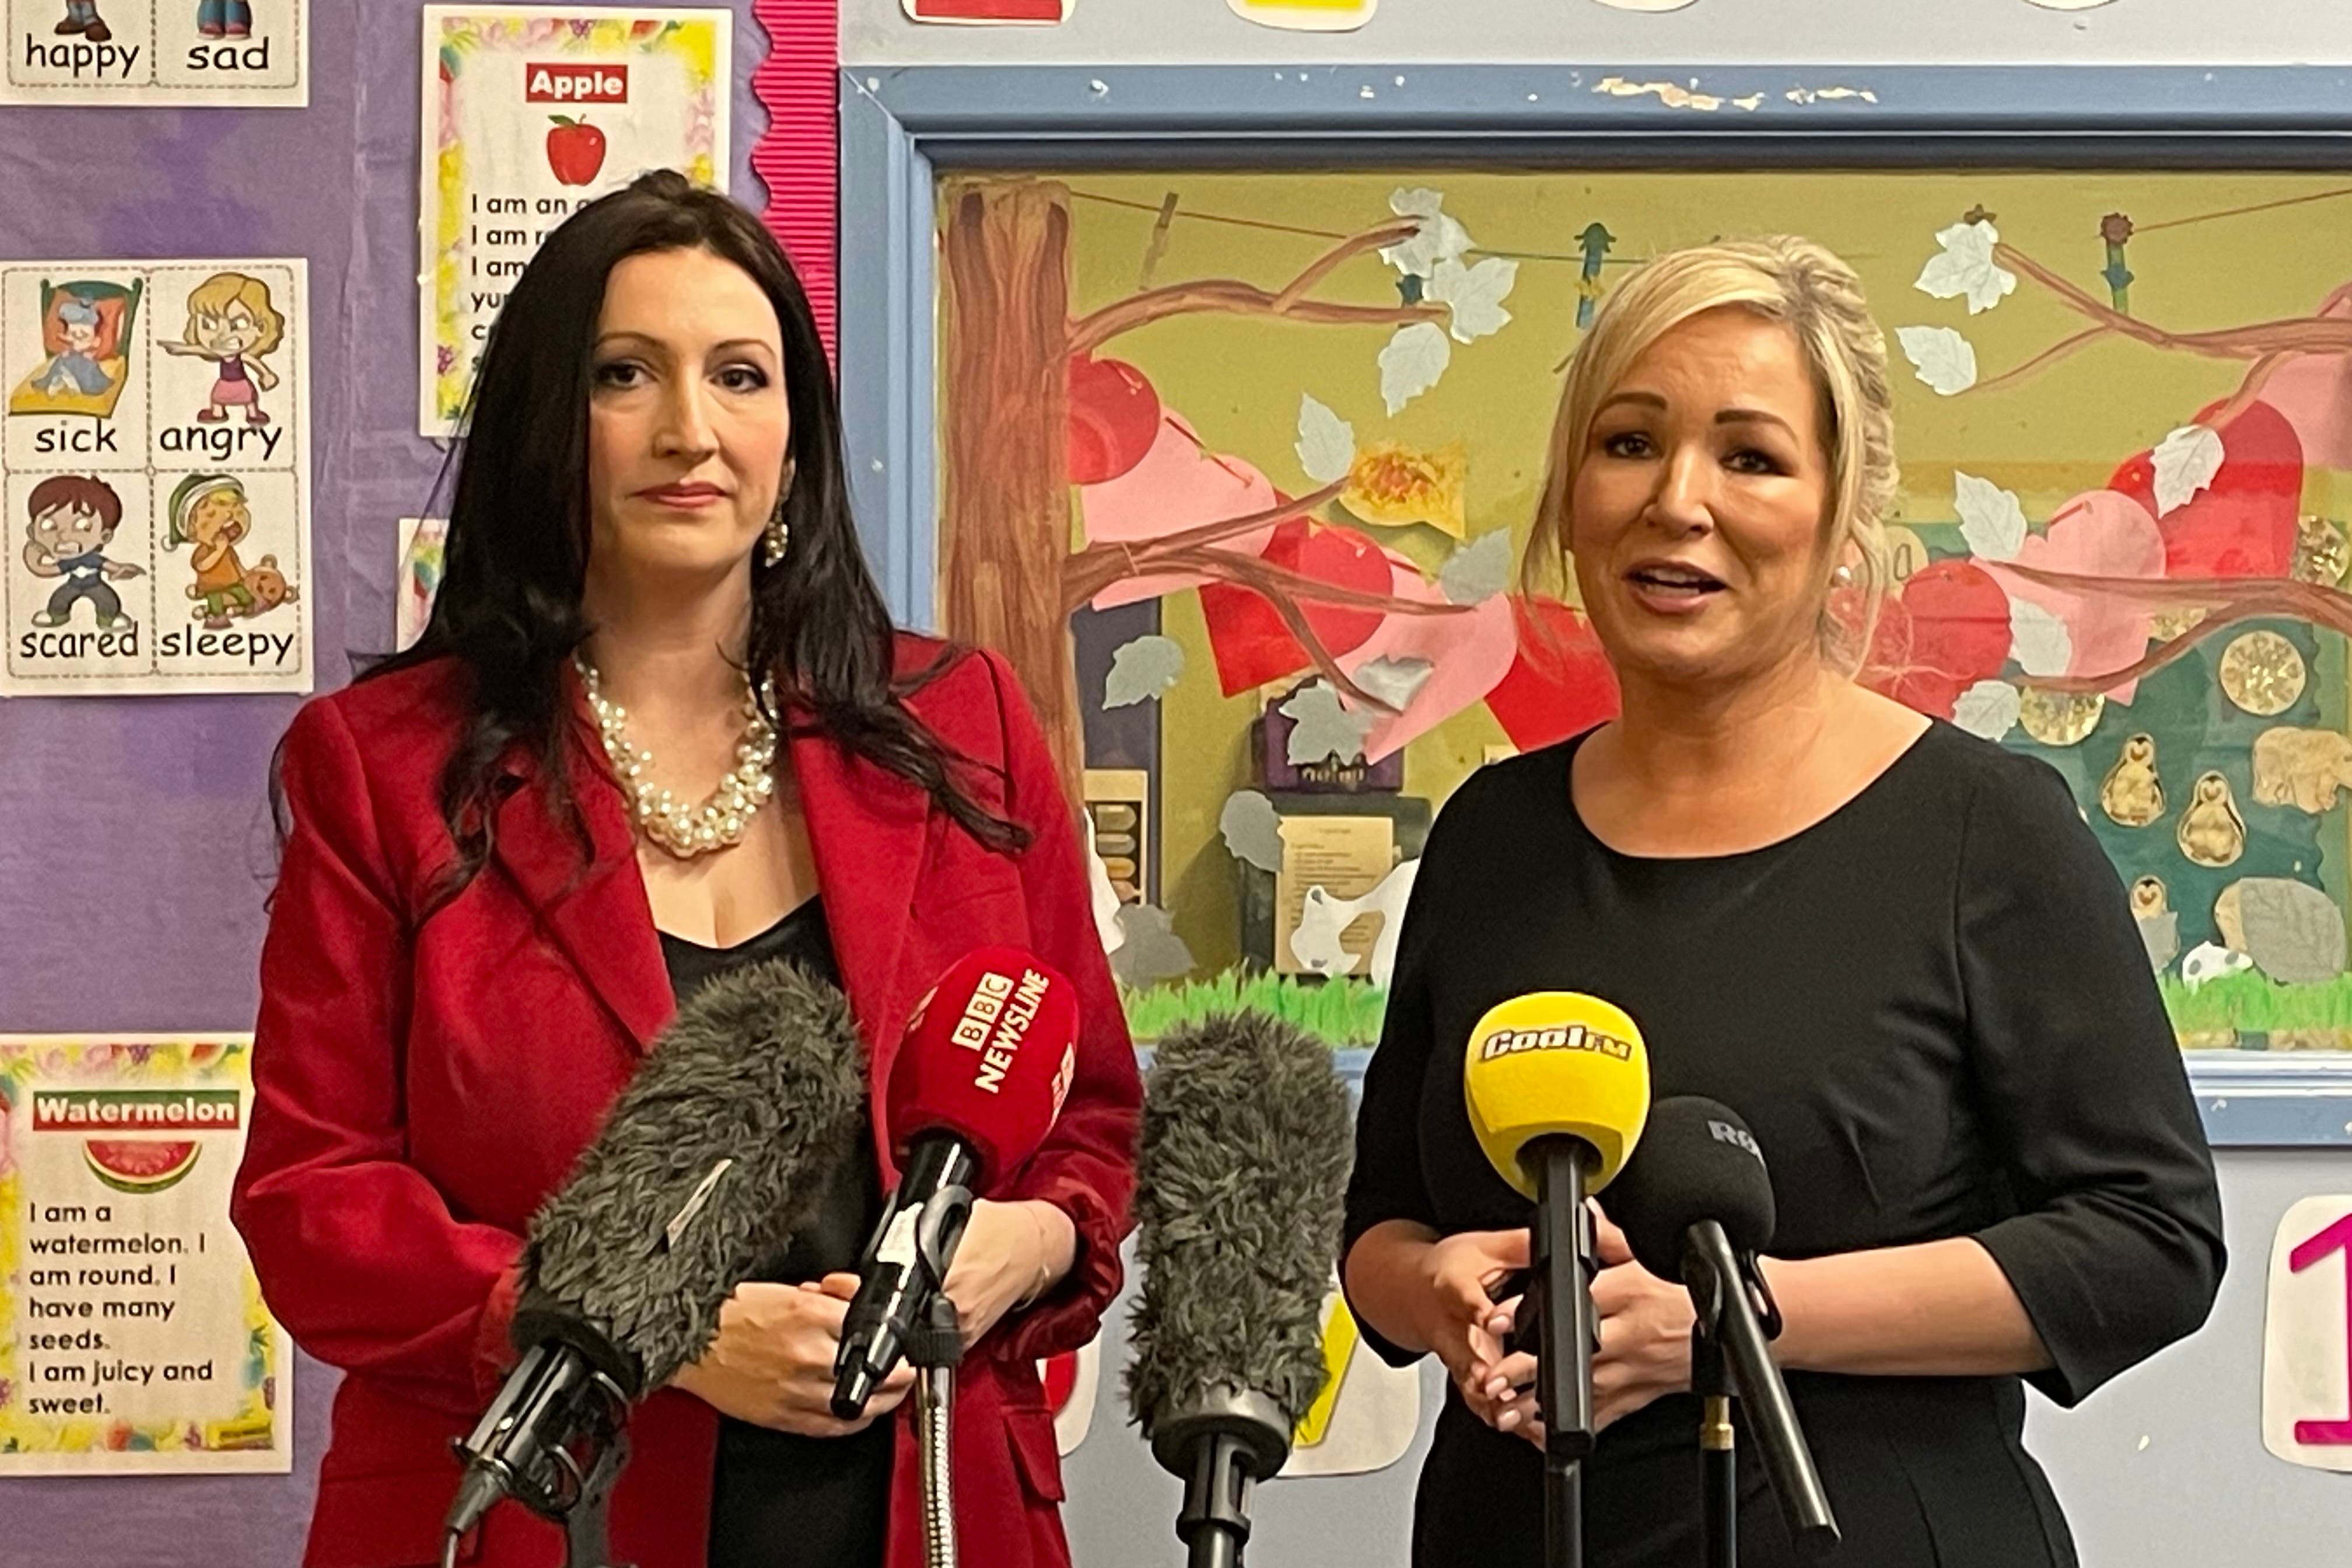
938, 177, 1085, 802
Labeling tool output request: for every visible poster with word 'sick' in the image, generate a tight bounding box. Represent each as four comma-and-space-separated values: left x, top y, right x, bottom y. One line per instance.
1, 0, 306, 106
420, 8, 732, 436
2, 260, 309, 695
0, 1037, 292, 1474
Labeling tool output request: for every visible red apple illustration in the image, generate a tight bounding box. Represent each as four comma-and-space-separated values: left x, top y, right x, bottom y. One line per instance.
1066, 355, 1161, 485
546, 116, 608, 187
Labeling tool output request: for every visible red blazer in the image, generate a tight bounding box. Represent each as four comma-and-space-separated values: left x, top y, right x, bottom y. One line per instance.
232, 638, 1142, 1568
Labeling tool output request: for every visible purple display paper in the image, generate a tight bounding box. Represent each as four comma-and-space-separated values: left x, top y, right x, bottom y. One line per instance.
0, 4, 772, 1560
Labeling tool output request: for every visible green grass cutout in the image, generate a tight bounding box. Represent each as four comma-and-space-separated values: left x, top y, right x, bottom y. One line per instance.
2158, 970, 2352, 1044
1120, 970, 1390, 1047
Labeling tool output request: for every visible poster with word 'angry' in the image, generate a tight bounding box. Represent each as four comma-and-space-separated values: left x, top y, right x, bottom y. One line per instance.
0, 0, 305, 106
419, 7, 732, 436
2, 260, 310, 696
0, 1037, 292, 1474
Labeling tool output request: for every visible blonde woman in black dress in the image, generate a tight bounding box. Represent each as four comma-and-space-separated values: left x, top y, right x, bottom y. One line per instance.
1340, 236, 2224, 1567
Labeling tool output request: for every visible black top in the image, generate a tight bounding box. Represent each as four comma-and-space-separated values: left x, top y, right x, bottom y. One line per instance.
1342, 724, 2225, 1568
660, 900, 893, 1568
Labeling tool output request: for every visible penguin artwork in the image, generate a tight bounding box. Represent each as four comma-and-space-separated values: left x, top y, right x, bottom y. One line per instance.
2176, 771, 2248, 868
2101, 733, 2165, 827
2131, 876, 2179, 974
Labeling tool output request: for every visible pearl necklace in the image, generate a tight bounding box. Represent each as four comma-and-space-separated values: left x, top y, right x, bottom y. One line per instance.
575, 653, 779, 860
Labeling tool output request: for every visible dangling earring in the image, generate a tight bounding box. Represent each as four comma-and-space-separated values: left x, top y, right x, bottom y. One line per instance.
762, 504, 790, 568
1831, 564, 1856, 587
762, 467, 794, 568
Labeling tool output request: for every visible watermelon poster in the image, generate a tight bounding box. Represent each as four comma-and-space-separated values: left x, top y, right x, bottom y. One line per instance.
418, 8, 732, 435
0, 1036, 291, 1474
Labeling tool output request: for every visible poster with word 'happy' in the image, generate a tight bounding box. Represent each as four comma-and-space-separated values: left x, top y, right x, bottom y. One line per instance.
0, 1036, 292, 1475
2, 259, 310, 696
0, 0, 304, 106
419, 7, 732, 436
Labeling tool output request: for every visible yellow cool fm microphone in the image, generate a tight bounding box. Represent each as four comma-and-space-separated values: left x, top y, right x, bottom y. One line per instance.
1463, 992, 1653, 1568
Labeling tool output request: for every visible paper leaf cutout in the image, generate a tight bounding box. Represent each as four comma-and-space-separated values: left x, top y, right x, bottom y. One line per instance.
1281, 681, 1377, 766
1954, 471, 2028, 561
1081, 813, 1125, 956
1915, 220, 2018, 316
1429, 256, 1518, 344
1896, 326, 1979, 396
2008, 597, 2074, 678
1441, 531, 1514, 605
1380, 321, 1452, 415
1380, 188, 1475, 278
1296, 394, 1357, 485
2151, 424, 2226, 516
1219, 790, 1283, 873
1109, 904, 1197, 989
1952, 680, 2022, 741
1102, 635, 1185, 708
1354, 655, 1436, 710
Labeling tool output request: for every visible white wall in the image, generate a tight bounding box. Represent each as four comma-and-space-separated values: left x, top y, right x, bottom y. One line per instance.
844, 0, 2350, 68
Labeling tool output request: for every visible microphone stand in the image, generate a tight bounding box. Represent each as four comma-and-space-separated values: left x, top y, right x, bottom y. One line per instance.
904, 1182, 976, 1568
1679, 1222, 1839, 1564
1522, 1135, 1601, 1568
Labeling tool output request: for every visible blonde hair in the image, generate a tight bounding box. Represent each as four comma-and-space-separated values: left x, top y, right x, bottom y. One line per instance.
1523, 235, 1899, 671
183, 272, 285, 357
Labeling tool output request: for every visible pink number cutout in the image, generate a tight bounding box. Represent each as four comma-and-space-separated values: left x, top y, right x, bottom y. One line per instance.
2290, 1212, 2352, 1446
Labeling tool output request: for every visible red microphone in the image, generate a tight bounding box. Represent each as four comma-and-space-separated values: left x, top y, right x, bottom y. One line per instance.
832, 947, 1079, 1416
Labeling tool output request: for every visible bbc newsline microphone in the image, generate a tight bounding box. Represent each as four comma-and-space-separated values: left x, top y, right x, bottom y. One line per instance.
1462, 992, 1652, 1568
1125, 1009, 1353, 1568
1606, 1097, 1838, 1561
830, 946, 1080, 1421
444, 958, 867, 1552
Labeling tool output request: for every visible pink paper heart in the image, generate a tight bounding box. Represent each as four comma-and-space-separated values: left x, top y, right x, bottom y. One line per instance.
1345, 554, 1519, 763
1983, 489, 2165, 704
1080, 411, 1279, 610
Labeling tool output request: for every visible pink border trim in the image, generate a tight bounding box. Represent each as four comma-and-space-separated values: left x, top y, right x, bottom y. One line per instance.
751, 0, 841, 355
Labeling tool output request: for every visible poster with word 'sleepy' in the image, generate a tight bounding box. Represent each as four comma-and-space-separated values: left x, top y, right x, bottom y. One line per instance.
2, 259, 310, 696
1, 0, 305, 106
0, 1037, 292, 1474
419, 7, 732, 436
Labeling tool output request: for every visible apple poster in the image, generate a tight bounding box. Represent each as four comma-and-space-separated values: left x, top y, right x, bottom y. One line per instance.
0, 1036, 294, 1475
416, 8, 732, 436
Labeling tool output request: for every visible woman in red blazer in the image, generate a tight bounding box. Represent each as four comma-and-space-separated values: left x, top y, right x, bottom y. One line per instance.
230, 172, 1141, 1568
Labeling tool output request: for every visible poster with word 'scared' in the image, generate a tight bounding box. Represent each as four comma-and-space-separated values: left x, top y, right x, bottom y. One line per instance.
1, 0, 305, 106
0, 1037, 292, 1474
419, 7, 732, 436
3, 259, 310, 696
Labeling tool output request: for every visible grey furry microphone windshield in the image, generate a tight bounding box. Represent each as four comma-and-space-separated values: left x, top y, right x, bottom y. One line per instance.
445, 956, 867, 1548
1125, 1010, 1353, 1568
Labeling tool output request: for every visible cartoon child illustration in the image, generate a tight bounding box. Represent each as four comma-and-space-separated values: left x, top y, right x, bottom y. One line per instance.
29, 297, 114, 398
54, 2, 110, 43
166, 473, 257, 630
197, 0, 251, 38
159, 272, 284, 426
23, 475, 141, 632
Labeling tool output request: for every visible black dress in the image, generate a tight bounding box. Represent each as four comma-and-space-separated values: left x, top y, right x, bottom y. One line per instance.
659, 899, 893, 1568
1342, 724, 2225, 1567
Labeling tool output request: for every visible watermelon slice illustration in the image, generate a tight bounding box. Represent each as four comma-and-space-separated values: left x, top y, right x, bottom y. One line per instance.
84, 1139, 200, 1195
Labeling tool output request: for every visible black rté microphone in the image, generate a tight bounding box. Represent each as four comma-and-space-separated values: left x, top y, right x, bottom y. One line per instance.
443, 958, 866, 1564
1608, 1097, 1839, 1563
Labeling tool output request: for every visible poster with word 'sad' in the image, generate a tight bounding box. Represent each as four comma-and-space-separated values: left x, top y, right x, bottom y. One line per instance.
3, 258, 311, 696
419, 7, 732, 435
1, 0, 306, 106
0, 1037, 292, 1474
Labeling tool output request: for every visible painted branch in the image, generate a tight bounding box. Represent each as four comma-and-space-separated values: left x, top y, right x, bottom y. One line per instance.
1060, 480, 1349, 612
1167, 544, 1476, 618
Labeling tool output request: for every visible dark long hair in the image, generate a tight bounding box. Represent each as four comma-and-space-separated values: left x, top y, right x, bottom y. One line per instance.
348, 172, 1022, 900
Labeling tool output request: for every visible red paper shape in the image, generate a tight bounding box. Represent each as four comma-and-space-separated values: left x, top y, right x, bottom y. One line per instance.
1482, 597, 1620, 752
750, 1, 840, 354
1859, 559, 2013, 719
908, 0, 1068, 18
2109, 399, 2304, 580
1067, 356, 1161, 485
1198, 519, 1389, 696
